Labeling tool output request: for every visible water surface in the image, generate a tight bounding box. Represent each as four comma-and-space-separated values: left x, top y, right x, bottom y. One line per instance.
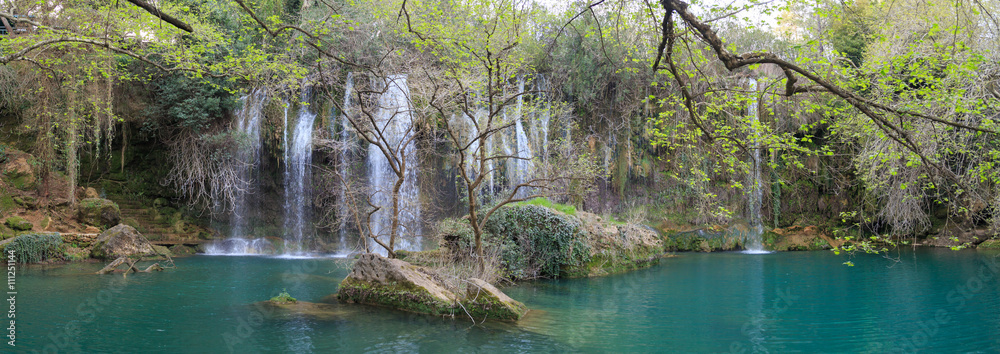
17, 249, 1000, 352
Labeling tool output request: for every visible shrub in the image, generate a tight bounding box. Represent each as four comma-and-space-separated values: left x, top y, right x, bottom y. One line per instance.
269, 289, 297, 304
484, 205, 590, 279
6, 233, 63, 263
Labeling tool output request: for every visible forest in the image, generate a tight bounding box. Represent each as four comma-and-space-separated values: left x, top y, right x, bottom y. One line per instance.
1, 0, 999, 352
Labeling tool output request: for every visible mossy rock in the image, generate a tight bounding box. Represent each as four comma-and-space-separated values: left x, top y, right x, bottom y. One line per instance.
90, 224, 154, 260
461, 278, 528, 321
0, 195, 15, 213
77, 198, 121, 228
63, 247, 90, 262
336, 254, 458, 317
4, 216, 32, 231
169, 244, 197, 256
123, 217, 143, 232
978, 239, 1000, 250
151, 245, 173, 258
13, 196, 36, 208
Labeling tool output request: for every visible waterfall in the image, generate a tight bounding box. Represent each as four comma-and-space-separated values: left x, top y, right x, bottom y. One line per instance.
283, 87, 317, 254
537, 74, 550, 161
206, 89, 271, 255
231, 88, 266, 238
744, 78, 767, 253
512, 76, 533, 198
367, 75, 421, 252
337, 73, 355, 253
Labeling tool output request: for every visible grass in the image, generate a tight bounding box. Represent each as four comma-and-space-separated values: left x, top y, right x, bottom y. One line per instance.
516, 197, 576, 215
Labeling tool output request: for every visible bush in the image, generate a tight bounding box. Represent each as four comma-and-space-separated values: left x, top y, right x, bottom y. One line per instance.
484, 205, 591, 279
6, 233, 63, 263
269, 289, 297, 304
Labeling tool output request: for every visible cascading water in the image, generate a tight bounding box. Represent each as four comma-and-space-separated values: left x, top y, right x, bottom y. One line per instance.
206, 89, 272, 255
744, 78, 767, 253
283, 87, 317, 255
367, 75, 421, 252
536, 74, 550, 161
511, 76, 533, 198
337, 73, 356, 253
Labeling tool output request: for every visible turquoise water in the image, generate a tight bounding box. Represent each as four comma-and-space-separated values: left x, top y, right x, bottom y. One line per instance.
15, 248, 1000, 352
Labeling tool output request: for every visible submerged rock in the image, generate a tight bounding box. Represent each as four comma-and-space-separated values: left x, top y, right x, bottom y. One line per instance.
77, 198, 121, 228
90, 224, 155, 260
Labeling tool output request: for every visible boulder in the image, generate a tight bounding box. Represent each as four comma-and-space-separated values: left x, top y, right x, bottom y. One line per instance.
335, 253, 529, 321
462, 278, 528, 320
766, 225, 839, 251
978, 239, 1000, 250
83, 187, 100, 199
926, 224, 994, 248
77, 198, 121, 227
336, 253, 458, 316
4, 216, 33, 231
2, 156, 34, 190
90, 224, 155, 260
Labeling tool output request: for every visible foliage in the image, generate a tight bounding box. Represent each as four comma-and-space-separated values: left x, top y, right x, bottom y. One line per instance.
483, 205, 591, 279
269, 289, 297, 304
145, 75, 238, 133
6, 233, 62, 263
515, 197, 576, 216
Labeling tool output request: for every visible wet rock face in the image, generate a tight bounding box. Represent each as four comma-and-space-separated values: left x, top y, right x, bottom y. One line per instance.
77, 198, 121, 228
90, 224, 155, 260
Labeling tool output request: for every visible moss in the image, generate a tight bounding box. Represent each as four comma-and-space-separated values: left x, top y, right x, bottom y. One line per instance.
515, 197, 577, 216
8, 174, 35, 191
978, 239, 1000, 250
566, 253, 660, 278
77, 198, 120, 228
337, 278, 458, 317
0, 194, 15, 213
269, 289, 298, 304
169, 244, 197, 256
461, 290, 528, 321
4, 216, 32, 231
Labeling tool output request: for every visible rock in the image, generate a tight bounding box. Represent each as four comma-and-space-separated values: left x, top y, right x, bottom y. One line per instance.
978, 239, 1000, 250
77, 198, 120, 227
463, 278, 528, 320
926, 224, 992, 248
4, 216, 33, 231
767, 225, 838, 251
13, 196, 37, 209
83, 187, 99, 199
335, 254, 528, 321
90, 224, 155, 260
169, 244, 197, 256
336, 253, 458, 316
2, 157, 35, 190
151, 245, 173, 258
